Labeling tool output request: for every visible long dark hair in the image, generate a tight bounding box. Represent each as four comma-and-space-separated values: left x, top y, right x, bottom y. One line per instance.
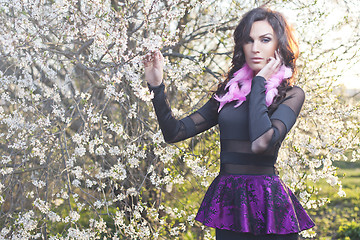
215, 7, 299, 113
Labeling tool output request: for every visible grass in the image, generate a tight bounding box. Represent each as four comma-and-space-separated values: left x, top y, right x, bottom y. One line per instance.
308, 166, 360, 240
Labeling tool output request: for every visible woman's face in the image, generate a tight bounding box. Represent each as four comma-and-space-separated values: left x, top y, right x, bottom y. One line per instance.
242, 20, 278, 74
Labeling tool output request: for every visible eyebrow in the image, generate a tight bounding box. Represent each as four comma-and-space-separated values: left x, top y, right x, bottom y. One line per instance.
249, 33, 273, 38
259, 33, 273, 37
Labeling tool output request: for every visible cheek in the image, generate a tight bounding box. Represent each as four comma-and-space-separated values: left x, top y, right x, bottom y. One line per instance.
242, 45, 252, 58
269, 44, 278, 56
242, 48, 247, 58
267, 45, 276, 55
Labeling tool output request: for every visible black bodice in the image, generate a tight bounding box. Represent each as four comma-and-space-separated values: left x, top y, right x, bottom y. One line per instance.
149, 76, 305, 167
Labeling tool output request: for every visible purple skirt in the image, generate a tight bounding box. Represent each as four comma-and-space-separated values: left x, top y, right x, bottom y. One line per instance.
195, 173, 315, 235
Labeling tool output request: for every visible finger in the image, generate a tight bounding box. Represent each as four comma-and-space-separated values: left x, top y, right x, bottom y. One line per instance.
267, 56, 279, 64
266, 57, 281, 75
275, 50, 283, 65
154, 50, 165, 65
266, 57, 277, 68
144, 54, 154, 68
273, 55, 281, 67
158, 50, 164, 64
143, 54, 150, 67
152, 51, 159, 65
274, 61, 281, 73
142, 55, 148, 66
274, 50, 279, 59
151, 51, 156, 61
145, 50, 158, 62
147, 52, 153, 60
270, 53, 281, 66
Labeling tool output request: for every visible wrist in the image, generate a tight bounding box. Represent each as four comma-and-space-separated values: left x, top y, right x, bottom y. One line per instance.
148, 82, 162, 88
148, 82, 164, 90
147, 77, 163, 88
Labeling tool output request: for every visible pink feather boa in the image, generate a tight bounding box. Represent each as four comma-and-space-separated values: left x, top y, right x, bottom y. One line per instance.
214, 63, 292, 112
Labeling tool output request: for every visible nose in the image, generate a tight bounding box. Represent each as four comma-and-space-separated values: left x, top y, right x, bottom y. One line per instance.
251, 40, 260, 53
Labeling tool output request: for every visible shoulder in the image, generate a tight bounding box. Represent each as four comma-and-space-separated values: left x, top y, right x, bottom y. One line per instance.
286, 85, 305, 101
197, 95, 219, 114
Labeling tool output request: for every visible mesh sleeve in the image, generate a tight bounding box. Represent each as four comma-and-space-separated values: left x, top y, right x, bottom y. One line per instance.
149, 83, 219, 143
248, 76, 305, 153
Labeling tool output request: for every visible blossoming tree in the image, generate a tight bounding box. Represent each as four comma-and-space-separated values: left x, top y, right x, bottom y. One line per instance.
0, 0, 359, 239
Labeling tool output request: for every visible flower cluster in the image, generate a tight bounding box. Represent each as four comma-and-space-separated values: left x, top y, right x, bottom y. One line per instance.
0, 0, 359, 239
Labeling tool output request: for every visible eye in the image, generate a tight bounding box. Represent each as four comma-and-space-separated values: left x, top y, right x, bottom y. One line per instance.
261, 37, 272, 43
244, 37, 254, 44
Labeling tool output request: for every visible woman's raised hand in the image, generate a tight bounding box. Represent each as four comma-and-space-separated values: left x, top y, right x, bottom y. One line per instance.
256, 50, 282, 81
143, 50, 164, 87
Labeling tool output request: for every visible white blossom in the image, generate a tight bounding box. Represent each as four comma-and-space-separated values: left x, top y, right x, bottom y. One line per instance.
75, 146, 87, 157
0, 0, 358, 239
69, 211, 81, 223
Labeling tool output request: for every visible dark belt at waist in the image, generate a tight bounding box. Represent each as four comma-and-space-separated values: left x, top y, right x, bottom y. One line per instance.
220, 163, 276, 175
220, 152, 276, 167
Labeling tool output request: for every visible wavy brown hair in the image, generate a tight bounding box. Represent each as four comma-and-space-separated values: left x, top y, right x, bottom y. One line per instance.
214, 7, 299, 113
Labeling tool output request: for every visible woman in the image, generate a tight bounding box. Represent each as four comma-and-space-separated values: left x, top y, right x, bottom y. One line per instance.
144, 7, 315, 240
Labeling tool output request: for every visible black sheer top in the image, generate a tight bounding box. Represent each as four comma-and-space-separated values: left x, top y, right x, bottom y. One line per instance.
149, 76, 305, 167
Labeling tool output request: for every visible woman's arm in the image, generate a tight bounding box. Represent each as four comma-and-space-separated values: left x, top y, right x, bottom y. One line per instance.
248, 76, 305, 153
149, 83, 218, 143
144, 50, 218, 143
248, 51, 304, 154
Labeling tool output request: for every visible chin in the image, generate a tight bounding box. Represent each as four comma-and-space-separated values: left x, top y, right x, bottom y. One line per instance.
247, 63, 264, 74
249, 66, 262, 74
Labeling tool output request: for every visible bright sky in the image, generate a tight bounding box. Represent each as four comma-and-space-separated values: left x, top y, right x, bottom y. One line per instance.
279, 1, 360, 89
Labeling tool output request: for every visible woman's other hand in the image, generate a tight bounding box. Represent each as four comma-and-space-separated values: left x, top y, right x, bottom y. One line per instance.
256, 50, 281, 81
143, 50, 164, 87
